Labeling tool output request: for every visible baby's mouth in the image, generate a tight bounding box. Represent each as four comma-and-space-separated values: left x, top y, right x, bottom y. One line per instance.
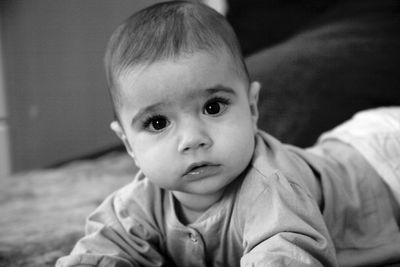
183, 162, 221, 178
187, 164, 206, 175
185, 162, 210, 174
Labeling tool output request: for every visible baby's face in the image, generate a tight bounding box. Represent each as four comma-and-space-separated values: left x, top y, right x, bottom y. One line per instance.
113, 51, 259, 205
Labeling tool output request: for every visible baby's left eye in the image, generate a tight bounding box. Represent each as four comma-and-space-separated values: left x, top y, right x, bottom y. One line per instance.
203, 98, 229, 116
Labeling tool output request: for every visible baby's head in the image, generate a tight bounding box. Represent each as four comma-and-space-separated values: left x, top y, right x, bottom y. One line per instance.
105, 0, 250, 115
106, 1, 260, 209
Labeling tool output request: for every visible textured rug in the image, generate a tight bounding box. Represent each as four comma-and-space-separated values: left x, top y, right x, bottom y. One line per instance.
0, 152, 137, 267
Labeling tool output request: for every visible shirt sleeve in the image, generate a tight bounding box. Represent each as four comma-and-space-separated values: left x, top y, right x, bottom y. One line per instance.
239, 170, 338, 267
56, 186, 166, 267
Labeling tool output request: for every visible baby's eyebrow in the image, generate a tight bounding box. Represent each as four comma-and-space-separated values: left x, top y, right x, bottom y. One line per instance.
203, 85, 236, 96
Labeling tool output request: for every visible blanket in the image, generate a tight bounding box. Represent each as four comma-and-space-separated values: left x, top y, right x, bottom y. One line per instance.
0, 152, 137, 267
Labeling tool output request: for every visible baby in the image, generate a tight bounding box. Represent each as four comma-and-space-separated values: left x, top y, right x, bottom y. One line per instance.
57, 1, 400, 266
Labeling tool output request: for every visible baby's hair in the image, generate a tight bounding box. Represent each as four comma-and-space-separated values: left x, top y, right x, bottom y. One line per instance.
104, 0, 249, 115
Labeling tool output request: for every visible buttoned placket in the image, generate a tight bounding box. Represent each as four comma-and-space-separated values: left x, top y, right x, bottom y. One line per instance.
166, 193, 209, 266
186, 227, 206, 263
188, 230, 198, 243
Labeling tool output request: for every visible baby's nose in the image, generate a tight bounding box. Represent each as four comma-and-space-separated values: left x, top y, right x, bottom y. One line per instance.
177, 123, 213, 153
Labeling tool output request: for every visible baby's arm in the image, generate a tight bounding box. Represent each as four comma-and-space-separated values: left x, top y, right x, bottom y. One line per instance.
56, 188, 166, 267
239, 170, 337, 267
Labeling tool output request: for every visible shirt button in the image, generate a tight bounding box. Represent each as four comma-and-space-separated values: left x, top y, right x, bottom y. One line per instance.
189, 233, 198, 243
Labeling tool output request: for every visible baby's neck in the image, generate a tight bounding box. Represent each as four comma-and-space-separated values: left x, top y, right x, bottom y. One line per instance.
176, 204, 204, 225
173, 190, 224, 225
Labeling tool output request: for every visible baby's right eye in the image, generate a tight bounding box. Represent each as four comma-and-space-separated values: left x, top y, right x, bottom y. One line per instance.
143, 115, 170, 132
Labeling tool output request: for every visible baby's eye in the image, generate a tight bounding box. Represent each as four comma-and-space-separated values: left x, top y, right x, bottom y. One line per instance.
203, 97, 230, 116
143, 115, 170, 132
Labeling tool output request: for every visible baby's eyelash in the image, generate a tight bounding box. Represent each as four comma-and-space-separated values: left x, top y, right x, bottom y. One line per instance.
203, 96, 232, 116
141, 114, 168, 129
142, 116, 154, 128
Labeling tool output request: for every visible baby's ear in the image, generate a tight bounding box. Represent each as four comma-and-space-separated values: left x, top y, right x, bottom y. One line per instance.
110, 121, 136, 160
249, 81, 260, 130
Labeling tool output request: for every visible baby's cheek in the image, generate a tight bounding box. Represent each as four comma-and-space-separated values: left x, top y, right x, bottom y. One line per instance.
140, 150, 177, 182
227, 126, 255, 161
142, 151, 166, 172
140, 163, 169, 188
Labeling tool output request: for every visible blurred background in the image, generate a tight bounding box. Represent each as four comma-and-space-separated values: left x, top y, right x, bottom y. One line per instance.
0, 0, 163, 177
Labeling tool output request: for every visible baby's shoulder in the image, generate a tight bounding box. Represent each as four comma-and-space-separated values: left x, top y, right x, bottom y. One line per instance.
238, 165, 302, 201
242, 131, 319, 199
115, 171, 164, 211
232, 165, 314, 228
93, 171, 166, 232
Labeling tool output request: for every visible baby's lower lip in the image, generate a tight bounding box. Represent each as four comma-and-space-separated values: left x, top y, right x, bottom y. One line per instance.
184, 165, 221, 180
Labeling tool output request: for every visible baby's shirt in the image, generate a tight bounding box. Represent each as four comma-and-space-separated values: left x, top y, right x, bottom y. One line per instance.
56, 130, 400, 267
56, 131, 337, 267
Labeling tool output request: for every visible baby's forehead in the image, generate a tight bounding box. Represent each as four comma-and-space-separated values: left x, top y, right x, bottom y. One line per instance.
114, 49, 248, 109
118, 50, 231, 82
119, 47, 240, 78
